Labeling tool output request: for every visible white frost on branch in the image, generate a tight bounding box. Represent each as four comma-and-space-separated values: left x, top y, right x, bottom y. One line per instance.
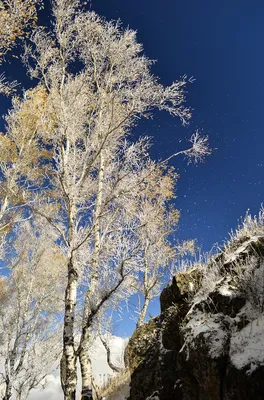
187, 131, 212, 164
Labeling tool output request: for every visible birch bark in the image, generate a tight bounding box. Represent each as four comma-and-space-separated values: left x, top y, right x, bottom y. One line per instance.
136, 297, 150, 329
79, 344, 93, 400
79, 151, 105, 398
62, 259, 78, 400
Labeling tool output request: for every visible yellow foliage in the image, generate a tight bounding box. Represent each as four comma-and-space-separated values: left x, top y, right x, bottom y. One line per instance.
5, 85, 55, 182
0, 132, 17, 162
0, 223, 12, 234
0, 0, 42, 63
140, 165, 178, 205
0, 276, 8, 303
16, 86, 49, 138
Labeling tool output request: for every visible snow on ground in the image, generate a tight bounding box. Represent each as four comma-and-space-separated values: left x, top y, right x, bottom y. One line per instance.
230, 315, 264, 370
183, 297, 264, 372
184, 310, 228, 359
28, 336, 128, 400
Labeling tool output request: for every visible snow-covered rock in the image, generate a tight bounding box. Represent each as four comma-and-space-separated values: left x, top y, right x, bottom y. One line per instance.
126, 234, 264, 400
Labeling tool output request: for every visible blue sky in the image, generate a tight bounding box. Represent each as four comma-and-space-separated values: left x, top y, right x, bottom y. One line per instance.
1, 0, 263, 337
92, 0, 264, 255
90, 0, 264, 335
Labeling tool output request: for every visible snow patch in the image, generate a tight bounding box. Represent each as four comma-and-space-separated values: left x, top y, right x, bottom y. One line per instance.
184, 311, 228, 359
218, 283, 234, 297
230, 316, 264, 371
224, 235, 263, 264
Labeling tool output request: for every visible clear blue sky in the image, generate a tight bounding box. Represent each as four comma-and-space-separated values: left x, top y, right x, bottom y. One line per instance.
1, 0, 263, 337
91, 0, 264, 336
92, 0, 264, 254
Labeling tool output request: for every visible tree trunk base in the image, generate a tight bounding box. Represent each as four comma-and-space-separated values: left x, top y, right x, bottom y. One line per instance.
64, 390, 76, 400
81, 387, 93, 400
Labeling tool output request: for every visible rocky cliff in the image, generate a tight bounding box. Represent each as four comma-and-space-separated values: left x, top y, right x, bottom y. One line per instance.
125, 234, 264, 400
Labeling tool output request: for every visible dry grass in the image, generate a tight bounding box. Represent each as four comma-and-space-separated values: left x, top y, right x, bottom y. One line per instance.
97, 368, 130, 399
196, 208, 264, 307
224, 207, 264, 253
178, 208, 264, 305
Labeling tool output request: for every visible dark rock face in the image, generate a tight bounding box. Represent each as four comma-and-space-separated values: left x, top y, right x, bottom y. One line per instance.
127, 236, 264, 400
125, 318, 162, 400
223, 364, 264, 400
160, 268, 202, 313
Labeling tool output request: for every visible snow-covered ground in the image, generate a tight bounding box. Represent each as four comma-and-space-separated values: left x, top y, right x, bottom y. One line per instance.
230, 313, 264, 371
183, 255, 264, 374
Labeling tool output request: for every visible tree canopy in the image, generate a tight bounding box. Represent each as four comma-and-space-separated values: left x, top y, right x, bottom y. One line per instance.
0, 1, 210, 399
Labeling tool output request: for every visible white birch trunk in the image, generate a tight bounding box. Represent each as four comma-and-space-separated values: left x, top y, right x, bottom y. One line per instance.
3, 370, 12, 400
80, 152, 105, 397
91, 151, 105, 288
79, 344, 93, 400
136, 297, 150, 328
3, 344, 15, 400
61, 259, 78, 400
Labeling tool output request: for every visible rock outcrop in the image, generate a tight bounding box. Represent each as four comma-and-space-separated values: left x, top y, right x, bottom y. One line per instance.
126, 235, 264, 400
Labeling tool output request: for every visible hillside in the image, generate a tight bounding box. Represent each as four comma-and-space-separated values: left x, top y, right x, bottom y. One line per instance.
124, 212, 264, 400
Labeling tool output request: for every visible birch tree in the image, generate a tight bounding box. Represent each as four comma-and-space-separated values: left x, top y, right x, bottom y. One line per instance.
0, 0, 211, 398
0, 223, 65, 400
132, 167, 179, 328
0, 85, 54, 268
133, 165, 198, 328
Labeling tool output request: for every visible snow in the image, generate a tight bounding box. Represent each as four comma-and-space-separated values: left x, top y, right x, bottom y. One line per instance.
218, 283, 234, 297
182, 232, 264, 370
146, 392, 160, 400
184, 310, 228, 359
184, 279, 264, 371
230, 316, 264, 371
224, 235, 262, 264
